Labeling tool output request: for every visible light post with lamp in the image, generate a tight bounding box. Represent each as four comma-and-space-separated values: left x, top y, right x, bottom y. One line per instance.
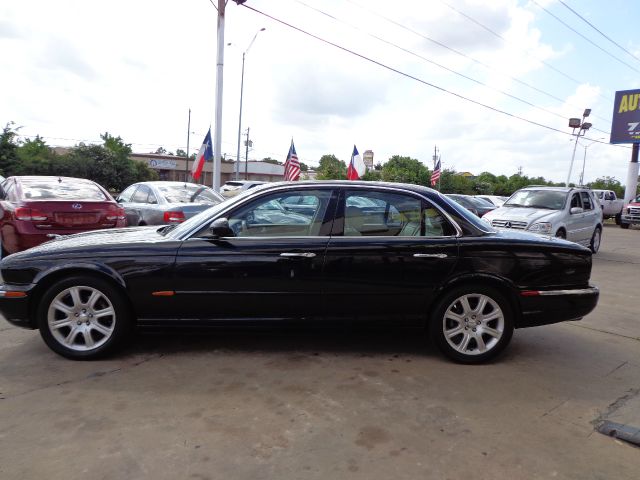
578, 137, 605, 186
235, 28, 265, 181
566, 109, 592, 186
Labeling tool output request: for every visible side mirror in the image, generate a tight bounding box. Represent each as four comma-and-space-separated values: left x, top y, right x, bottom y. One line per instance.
0, 186, 5, 200
116, 197, 123, 204
210, 218, 234, 238
570, 207, 583, 214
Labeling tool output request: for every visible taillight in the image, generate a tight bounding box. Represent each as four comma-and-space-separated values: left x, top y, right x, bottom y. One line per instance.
106, 205, 126, 221
163, 211, 185, 223
15, 207, 48, 221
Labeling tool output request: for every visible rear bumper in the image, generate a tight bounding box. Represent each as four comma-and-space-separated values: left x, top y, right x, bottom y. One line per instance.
0, 284, 36, 329
517, 286, 599, 328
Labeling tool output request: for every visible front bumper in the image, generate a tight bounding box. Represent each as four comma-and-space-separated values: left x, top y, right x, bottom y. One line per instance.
0, 284, 36, 329
621, 213, 640, 225
517, 286, 599, 328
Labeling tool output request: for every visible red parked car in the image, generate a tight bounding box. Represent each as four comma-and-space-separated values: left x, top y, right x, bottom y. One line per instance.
0, 176, 126, 256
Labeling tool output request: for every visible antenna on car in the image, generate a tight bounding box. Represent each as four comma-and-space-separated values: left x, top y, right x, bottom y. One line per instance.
57, 177, 62, 183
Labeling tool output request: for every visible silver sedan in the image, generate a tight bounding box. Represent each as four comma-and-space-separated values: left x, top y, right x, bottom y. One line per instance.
116, 181, 226, 226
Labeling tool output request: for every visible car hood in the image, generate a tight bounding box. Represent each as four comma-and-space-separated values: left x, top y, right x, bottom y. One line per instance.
484, 206, 560, 224
4, 226, 176, 261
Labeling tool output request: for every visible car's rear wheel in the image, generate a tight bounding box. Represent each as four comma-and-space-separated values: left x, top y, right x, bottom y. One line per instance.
620, 222, 630, 230
615, 213, 621, 225
430, 286, 514, 364
38, 276, 132, 360
590, 226, 602, 253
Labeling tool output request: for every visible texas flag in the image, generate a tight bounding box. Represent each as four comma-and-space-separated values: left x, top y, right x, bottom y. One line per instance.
191, 128, 213, 180
347, 145, 366, 180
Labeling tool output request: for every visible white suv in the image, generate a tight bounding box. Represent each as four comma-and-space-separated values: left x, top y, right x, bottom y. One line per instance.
482, 186, 603, 253
219, 180, 266, 198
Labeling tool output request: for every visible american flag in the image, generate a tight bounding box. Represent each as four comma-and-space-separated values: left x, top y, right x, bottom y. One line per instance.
284, 139, 300, 181
431, 159, 441, 187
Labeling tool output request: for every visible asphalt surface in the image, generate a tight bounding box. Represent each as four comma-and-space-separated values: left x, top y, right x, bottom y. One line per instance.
1, 223, 639, 479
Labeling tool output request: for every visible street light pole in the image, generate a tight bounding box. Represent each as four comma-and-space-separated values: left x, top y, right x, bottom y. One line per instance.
578, 138, 604, 186
235, 28, 265, 181
212, 0, 226, 192
566, 109, 592, 186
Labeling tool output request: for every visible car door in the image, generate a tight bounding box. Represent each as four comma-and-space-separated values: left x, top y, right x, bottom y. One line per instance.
323, 188, 459, 324
565, 192, 586, 242
170, 187, 337, 320
580, 191, 600, 240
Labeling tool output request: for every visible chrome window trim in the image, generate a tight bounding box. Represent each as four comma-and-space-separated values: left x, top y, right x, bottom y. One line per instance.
176, 183, 465, 241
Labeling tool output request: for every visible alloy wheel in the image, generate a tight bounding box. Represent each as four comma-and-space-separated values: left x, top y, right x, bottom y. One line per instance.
442, 293, 505, 356
47, 286, 116, 351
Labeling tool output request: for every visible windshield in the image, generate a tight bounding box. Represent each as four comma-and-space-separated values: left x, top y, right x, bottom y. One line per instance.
157, 184, 223, 204
504, 190, 567, 210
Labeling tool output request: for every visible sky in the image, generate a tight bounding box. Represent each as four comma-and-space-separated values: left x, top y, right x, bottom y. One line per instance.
1, 0, 640, 184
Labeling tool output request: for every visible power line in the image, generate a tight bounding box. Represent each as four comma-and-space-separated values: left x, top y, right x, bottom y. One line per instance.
344, 0, 613, 127
437, 0, 614, 105
297, 0, 611, 135
237, 2, 623, 150
293, 0, 574, 127
557, 0, 640, 64
530, 0, 640, 74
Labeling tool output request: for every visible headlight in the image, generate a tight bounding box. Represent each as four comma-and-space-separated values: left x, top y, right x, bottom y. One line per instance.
527, 222, 552, 234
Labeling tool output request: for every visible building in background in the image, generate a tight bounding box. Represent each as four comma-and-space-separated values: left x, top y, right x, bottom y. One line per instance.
363, 150, 374, 170
129, 153, 285, 185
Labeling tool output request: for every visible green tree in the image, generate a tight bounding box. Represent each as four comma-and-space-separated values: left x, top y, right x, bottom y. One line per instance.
261, 157, 283, 165
0, 122, 20, 175
154, 147, 167, 155
175, 149, 187, 157
381, 155, 430, 185
439, 169, 474, 194
14, 136, 58, 175
316, 154, 347, 180
362, 169, 382, 181
300, 162, 308, 172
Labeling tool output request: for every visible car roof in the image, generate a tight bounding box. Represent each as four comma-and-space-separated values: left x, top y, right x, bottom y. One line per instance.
519, 185, 590, 192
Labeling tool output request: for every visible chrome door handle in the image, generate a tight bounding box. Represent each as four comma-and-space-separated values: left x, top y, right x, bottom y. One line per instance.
280, 252, 316, 258
413, 253, 448, 259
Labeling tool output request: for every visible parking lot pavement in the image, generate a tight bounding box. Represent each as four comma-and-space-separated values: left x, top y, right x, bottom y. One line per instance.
1, 224, 639, 480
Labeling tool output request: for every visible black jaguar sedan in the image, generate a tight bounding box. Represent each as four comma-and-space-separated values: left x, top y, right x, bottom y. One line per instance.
0, 181, 599, 363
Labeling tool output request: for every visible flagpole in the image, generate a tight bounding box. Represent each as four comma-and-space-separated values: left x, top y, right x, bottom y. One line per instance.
185, 108, 191, 183
212, 0, 226, 192
438, 153, 442, 191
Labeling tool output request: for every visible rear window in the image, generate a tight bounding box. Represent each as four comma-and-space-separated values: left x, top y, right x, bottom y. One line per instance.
20, 179, 108, 201
157, 184, 221, 204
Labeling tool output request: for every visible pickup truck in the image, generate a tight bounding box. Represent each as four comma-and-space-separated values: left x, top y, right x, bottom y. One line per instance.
620, 194, 640, 229
593, 189, 624, 224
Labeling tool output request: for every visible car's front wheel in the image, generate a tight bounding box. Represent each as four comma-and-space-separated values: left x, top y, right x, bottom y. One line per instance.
38, 276, 132, 360
430, 286, 514, 364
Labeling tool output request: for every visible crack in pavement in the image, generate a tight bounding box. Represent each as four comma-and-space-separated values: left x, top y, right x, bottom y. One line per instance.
568, 322, 640, 342
591, 387, 640, 429
1, 353, 164, 400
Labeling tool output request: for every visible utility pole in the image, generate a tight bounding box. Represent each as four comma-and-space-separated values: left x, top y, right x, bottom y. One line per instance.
212, 0, 226, 191
185, 108, 191, 183
244, 127, 252, 180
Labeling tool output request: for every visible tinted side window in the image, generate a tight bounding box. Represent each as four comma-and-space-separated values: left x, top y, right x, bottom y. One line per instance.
570, 193, 582, 209
227, 190, 332, 237
580, 192, 593, 210
344, 191, 455, 237
131, 186, 151, 203
118, 185, 138, 202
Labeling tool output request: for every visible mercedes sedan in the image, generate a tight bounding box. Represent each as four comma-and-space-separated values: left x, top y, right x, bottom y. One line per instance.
0, 181, 599, 363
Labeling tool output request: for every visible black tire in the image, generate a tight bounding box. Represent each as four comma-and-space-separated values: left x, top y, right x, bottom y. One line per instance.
429, 285, 514, 364
620, 223, 630, 230
38, 275, 132, 360
615, 213, 621, 225
590, 226, 602, 254
555, 228, 566, 239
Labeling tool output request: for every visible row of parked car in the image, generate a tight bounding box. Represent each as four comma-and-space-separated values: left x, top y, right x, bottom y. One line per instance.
0, 175, 632, 258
